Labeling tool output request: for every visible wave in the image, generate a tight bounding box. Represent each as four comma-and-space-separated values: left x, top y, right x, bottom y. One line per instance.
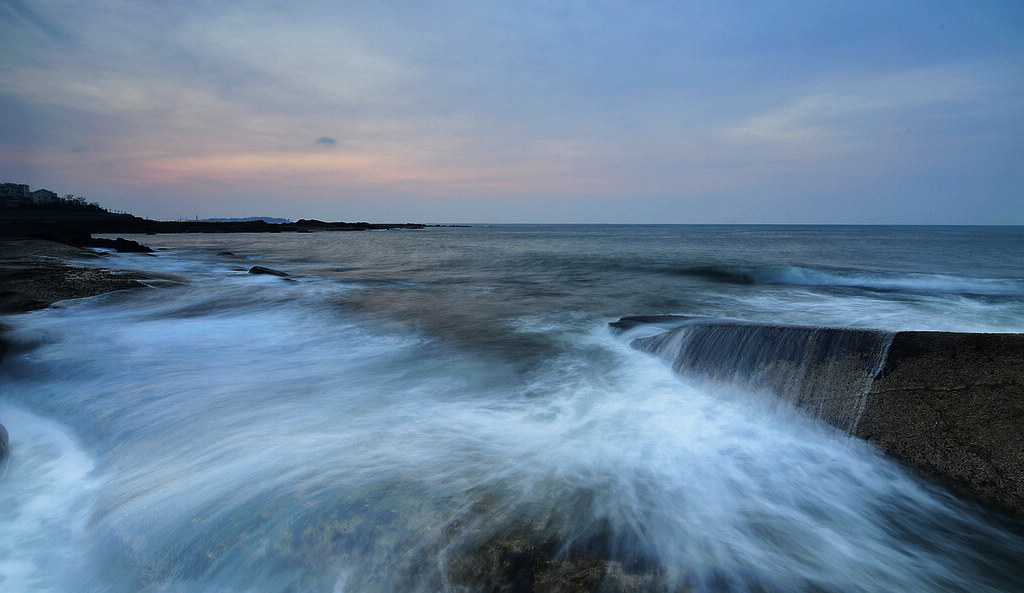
676, 264, 1024, 296
0, 404, 103, 593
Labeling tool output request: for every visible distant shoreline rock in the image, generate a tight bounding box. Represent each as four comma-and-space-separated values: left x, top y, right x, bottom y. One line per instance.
0, 210, 441, 238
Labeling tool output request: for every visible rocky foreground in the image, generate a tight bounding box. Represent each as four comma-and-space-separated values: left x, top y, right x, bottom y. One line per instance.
0, 237, 160, 315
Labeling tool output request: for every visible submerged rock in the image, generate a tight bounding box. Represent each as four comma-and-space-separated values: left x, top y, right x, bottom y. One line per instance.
607, 315, 697, 333
88, 237, 154, 253
0, 422, 8, 474
630, 321, 893, 433
248, 266, 289, 277
445, 526, 669, 593
441, 489, 672, 593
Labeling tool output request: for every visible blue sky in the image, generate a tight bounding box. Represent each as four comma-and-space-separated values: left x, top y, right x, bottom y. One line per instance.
1, 0, 1021, 223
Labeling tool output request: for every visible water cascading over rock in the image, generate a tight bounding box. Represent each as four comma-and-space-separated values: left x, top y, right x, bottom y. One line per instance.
629, 321, 894, 433
619, 317, 1024, 519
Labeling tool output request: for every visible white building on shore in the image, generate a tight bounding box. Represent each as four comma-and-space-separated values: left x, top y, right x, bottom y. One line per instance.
1, 183, 60, 208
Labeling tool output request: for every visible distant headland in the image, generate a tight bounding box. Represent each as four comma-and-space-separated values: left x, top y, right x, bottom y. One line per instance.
1, 182, 456, 251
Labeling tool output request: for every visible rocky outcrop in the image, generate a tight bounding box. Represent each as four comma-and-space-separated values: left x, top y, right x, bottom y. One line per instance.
88, 237, 153, 253
248, 266, 289, 277
0, 235, 185, 317
0, 238, 175, 314
621, 319, 1024, 519
0, 422, 8, 474
855, 331, 1024, 518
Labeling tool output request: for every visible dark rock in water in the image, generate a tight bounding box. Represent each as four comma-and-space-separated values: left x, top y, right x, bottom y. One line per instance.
248, 266, 289, 277
627, 320, 1024, 519
446, 531, 663, 593
443, 490, 668, 593
0, 422, 8, 473
217, 251, 237, 257
608, 315, 698, 333
88, 237, 154, 253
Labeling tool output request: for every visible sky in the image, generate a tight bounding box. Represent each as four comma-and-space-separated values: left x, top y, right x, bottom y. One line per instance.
1, 1, 1022, 223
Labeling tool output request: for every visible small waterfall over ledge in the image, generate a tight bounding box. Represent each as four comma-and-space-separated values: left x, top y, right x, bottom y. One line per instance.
620, 318, 1024, 519
629, 321, 895, 434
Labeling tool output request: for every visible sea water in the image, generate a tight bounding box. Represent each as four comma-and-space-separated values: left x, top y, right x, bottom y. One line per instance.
1, 225, 1023, 592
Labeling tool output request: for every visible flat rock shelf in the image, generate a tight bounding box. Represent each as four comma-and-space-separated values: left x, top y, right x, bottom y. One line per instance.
622, 318, 1024, 519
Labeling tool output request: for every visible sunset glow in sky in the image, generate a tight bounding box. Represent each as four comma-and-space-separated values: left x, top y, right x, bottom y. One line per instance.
2, 1, 1022, 223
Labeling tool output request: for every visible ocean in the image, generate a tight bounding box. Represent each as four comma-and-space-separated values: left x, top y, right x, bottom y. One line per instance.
1, 224, 1023, 592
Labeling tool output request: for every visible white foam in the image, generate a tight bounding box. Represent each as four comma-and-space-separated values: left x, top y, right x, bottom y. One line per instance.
0, 405, 103, 593
759, 265, 1024, 297
2, 232, 1022, 591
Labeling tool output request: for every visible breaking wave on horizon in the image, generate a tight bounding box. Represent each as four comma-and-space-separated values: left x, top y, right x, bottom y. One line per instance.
670, 264, 1024, 297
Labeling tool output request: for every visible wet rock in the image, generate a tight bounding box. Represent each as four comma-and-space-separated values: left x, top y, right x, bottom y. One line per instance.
445, 529, 669, 593
607, 315, 697, 333
856, 331, 1024, 518
0, 255, 150, 314
88, 237, 154, 253
443, 490, 670, 593
248, 266, 289, 277
624, 319, 1024, 519
0, 422, 8, 473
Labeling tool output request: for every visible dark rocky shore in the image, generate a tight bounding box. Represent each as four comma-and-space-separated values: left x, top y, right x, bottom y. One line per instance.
0, 236, 189, 388
0, 211, 443, 311
0, 237, 162, 315
0, 208, 445, 325
858, 331, 1024, 519
0, 210, 434, 243
0, 202, 453, 371
0, 203, 452, 362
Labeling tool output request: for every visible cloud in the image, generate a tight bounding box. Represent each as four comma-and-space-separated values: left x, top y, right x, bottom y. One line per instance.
0, 0, 67, 39
719, 63, 1016, 161
1, 1, 1021, 222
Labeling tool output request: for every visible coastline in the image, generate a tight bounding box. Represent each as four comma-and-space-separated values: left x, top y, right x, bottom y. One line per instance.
0, 202, 450, 366
0, 210, 442, 240
0, 206, 446, 333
